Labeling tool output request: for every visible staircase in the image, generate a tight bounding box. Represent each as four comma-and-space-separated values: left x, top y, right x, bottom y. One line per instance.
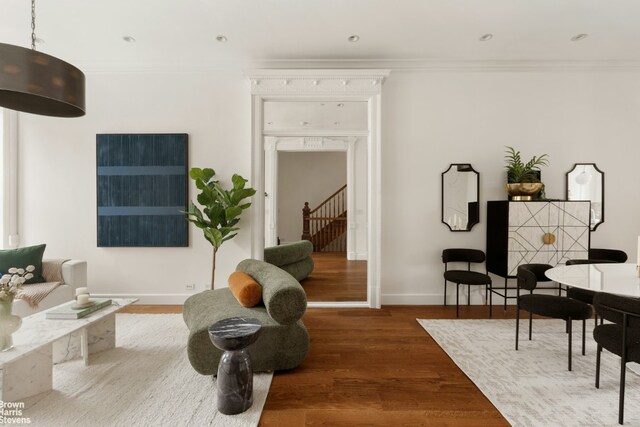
301, 185, 347, 252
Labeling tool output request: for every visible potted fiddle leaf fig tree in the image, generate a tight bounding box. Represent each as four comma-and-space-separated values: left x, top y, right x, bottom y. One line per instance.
185, 167, 256, 289
504, 146, 549, 200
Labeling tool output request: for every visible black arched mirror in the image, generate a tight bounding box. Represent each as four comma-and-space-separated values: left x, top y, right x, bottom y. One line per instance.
566, 163, 604, 231
441, 164, 480, 232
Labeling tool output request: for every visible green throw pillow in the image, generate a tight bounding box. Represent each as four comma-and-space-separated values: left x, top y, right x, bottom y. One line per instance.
0, 244, 46, 284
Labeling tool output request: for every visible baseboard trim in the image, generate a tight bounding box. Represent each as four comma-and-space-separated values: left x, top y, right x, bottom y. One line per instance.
92, 293, 194, 305
95, 291, 521, 306
382, 294, 443, 305
307, 301, 370, 308
94, 293, 374, 308
381, 292, 517, 306
346, 252, 368, 261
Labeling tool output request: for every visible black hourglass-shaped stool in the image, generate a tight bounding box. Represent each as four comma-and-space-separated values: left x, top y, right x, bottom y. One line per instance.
208, 317, 262, 415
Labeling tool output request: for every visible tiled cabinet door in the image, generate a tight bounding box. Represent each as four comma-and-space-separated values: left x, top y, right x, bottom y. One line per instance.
506, 201, 590, 276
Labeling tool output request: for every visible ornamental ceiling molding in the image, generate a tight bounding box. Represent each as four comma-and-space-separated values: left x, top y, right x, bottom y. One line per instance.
77, 60, 640, 74
264, 136, 356, 151
245, 69, 390, 95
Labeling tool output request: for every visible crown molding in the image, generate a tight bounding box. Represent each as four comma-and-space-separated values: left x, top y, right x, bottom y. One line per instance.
262, 130, 368, 137
245, 69, 390, 95
76, 59, 640, 75
395, 59, 640, 72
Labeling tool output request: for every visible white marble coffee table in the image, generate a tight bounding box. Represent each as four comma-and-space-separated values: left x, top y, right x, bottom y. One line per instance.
0, 298, 137, 402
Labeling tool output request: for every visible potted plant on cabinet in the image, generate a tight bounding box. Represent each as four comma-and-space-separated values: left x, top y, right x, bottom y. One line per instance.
504, 146, 549, 200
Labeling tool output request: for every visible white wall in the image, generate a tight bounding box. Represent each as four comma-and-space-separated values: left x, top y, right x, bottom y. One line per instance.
1, 109, 18, 250
14, 68, 640, 304
17, 71, 251, 301
0, 110, 3, 248
381, 70, 640, 304
277, 151, 346, 243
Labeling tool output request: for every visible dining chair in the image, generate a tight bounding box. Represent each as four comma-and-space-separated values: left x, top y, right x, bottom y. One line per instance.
593, 292, 640, 425
589, 248, 628, 263
566, 259, 616, 265
567, 252, 627, 326
565, 259, 617, 326
442, 249, 492, 318
516, 264, 593, 371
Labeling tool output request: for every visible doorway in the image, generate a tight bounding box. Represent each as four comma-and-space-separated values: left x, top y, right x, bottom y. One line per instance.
272, 150, 367, 302
248, 69, 389, 308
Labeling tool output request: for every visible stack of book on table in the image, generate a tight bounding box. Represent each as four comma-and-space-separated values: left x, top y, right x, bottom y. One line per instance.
46, 298, 112, 320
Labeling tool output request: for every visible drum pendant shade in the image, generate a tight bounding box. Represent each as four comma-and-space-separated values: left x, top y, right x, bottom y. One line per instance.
0, 42, 86, 117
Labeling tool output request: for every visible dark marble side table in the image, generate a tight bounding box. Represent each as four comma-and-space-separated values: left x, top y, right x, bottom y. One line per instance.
208, 317, 262, 415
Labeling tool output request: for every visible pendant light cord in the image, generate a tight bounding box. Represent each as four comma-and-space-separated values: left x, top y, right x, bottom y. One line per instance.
31, 0, 36, 50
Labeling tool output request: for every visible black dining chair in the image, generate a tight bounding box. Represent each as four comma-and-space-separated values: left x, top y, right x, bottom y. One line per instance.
589, 248, 628, 263
442, 249, 492, 318
566, 259, 614, 326
593, 292, 640, 425
516, 264, 593, 371
566, 255, 627, 326
566, 259, 616, 266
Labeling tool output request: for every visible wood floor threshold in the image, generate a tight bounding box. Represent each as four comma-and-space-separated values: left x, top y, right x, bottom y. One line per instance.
123, 305, 517, 426
304, 252, 368, 302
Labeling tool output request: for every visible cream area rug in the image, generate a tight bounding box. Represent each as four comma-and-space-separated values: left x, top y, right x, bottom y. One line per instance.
23, 314, 272, 427
418, 319, 640, 427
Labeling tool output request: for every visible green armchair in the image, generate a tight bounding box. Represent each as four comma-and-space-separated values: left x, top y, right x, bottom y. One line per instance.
263, 240, 314, 281
183, 259, 310, 375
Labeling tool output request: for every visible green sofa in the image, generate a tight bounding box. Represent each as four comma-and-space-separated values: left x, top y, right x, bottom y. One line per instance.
183, 259, 310, 375
263, 240, 314, 281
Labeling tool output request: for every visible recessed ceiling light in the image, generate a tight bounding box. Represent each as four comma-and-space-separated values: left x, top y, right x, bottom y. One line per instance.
216, 35, 228, 43
122, 36, 136, 43
348, 35, 360, 42
479, 34, 493, 42
571, 33, 588, 41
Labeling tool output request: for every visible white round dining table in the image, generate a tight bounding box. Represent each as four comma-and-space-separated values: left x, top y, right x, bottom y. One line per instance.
546, 263, 640, 297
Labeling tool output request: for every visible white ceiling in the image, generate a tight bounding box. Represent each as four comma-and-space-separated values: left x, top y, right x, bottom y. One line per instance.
2, 0, 640, 71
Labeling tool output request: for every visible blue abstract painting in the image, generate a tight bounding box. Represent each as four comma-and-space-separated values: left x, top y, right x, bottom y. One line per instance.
96, 134, 188, 247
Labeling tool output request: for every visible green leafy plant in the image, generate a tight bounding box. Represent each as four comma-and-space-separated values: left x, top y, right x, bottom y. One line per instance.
184, 167, 256, 289
504, 146, 549, 183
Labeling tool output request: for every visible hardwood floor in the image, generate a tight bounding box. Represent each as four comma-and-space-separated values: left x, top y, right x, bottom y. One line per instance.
260, 305, 513, 426
120, 304, 182, 314
126, 304, 515, 426
303, 252, 367, 302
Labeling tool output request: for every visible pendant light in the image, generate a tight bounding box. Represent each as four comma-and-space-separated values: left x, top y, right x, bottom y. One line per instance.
575, 165, 592, 185
0, 0, 85, 117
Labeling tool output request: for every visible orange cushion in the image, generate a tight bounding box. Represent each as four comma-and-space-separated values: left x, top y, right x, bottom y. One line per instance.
228, 271, 262, 308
